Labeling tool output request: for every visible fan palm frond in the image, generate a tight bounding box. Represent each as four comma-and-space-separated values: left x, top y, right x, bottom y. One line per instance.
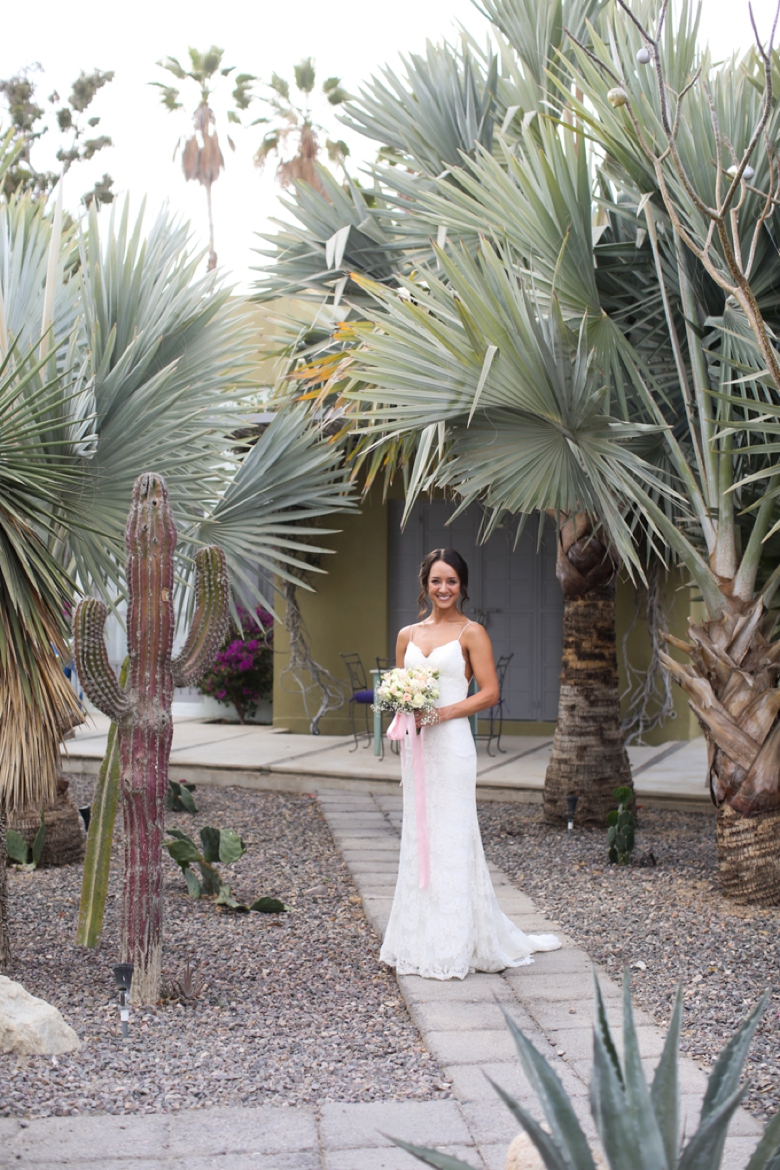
0, 342, 87, 810
344, 237, 668, 573
341, 40, 498, 177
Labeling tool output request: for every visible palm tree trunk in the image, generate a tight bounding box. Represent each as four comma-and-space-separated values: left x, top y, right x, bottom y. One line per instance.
544, 515, 633, 826
661, 597, 780, 905
205, 183, 217, 272
716, 805, 780, 905
0, 810, 11, 968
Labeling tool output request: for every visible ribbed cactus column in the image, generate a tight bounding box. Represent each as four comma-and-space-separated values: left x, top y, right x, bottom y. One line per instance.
75, 473, 229, 1004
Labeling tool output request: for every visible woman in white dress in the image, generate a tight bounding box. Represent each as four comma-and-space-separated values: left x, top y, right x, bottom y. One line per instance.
380, 548, 560, 980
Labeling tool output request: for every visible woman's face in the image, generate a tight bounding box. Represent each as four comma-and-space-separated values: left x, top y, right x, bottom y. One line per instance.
427, 560, 461, 612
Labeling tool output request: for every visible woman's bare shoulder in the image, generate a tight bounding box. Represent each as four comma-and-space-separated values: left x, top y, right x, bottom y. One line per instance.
462, 620, 491, 648
396, 624, 416, 649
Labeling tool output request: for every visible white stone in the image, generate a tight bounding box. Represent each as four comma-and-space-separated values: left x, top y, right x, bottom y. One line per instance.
506, 1132, 606, 1170
0, 975, 80, 1055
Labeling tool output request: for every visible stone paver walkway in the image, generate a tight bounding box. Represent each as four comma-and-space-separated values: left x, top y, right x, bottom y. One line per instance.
319, 788, 764, 1170
1, 787, 763, 1170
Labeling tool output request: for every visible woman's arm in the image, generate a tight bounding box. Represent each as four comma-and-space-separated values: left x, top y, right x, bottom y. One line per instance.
422, 623, 500, 725
396, 625, 412, 669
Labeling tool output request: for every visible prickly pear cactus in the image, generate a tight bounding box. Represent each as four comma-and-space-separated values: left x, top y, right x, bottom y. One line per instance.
75, 473, 229, 1004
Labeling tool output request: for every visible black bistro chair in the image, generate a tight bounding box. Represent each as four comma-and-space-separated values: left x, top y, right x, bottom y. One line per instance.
340, 652, 374, 751
474, 653, 513, 756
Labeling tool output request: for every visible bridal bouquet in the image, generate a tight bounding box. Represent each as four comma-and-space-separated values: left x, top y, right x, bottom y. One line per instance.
374, 665, 440, 723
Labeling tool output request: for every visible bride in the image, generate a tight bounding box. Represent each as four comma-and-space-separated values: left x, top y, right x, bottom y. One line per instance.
380, 548, 560, 980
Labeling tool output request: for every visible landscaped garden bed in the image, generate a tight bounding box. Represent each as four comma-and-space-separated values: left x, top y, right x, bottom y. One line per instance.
1, 782, 448, 1118
479, 801, 780, 1124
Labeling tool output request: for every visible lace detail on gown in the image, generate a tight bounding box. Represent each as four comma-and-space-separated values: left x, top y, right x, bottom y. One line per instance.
379, 635, 561, 980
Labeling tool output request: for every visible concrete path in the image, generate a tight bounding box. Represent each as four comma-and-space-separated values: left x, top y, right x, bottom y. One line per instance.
4, 785, 762, 1170
63, 713, 711, 810
318, 788, 763, 1170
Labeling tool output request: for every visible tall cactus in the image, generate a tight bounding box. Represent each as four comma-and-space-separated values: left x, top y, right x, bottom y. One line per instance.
75, 473, 229, 1004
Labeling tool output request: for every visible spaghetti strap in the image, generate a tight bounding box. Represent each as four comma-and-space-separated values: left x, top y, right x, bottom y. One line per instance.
457, 621, 473, 641
408, 624, 416, 645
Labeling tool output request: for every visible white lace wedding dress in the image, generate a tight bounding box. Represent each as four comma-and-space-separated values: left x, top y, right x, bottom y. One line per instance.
379, 628, 561, 980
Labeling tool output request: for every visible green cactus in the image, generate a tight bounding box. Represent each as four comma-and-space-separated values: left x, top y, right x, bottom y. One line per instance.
166, 780, 198, 813
6, 810, 46, 871
74, 473, 229, 1004
607, 785, 636, 865
165, 826, 286, 913
77, 657, 128, 948
393, 971, 780, 1170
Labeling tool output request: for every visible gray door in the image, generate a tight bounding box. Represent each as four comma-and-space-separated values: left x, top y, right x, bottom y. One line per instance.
388, 501, 563, 721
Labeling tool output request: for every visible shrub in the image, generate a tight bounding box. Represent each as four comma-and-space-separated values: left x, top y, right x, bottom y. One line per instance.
197, 604, 273, 722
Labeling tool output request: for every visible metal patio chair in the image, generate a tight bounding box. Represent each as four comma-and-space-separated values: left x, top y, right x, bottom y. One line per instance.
474, 653, 513, 756
340, 652, 374, 751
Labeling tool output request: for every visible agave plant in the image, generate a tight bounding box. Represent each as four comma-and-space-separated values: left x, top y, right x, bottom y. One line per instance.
394, 972, 780, 1170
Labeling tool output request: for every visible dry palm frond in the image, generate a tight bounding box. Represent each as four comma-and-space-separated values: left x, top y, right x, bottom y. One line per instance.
0, 516, 82, 813
278, 128, 327, 194
182, 103, 224, 187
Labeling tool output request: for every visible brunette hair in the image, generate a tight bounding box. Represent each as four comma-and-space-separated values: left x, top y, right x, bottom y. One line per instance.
417, 548, 470, 616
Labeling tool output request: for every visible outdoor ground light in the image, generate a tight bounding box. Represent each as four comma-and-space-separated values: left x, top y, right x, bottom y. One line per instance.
113, 963, 133, 1040
566, 793, 579, 833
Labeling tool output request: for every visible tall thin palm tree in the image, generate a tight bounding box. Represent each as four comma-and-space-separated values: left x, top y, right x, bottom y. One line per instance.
153, 47, 255, 270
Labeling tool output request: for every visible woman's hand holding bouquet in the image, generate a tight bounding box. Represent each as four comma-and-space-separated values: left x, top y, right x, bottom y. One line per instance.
373, 666, 440, 728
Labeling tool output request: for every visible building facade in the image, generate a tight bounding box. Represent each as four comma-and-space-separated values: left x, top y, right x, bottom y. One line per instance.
272, 489, 701, 743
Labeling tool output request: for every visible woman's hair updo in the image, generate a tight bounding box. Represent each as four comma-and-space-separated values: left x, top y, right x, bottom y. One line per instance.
418, 548, 470, 616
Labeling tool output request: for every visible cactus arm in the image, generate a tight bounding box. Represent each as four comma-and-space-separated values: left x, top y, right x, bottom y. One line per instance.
172, 546, 230, 688
74, 598, 130, 723
76, 657, 128, 948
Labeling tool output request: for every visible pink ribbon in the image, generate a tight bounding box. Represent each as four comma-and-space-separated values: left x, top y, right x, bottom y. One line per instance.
387, 711, 430, 889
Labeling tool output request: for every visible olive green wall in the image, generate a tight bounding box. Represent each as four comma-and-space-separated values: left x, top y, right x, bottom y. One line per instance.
272, 493, 389, 735
271, 493, 701, 743
615, 570, 702, 744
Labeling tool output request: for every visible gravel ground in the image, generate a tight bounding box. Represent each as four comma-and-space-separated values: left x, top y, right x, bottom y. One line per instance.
1, 778, 448, 1118
479, 801, 780, 1124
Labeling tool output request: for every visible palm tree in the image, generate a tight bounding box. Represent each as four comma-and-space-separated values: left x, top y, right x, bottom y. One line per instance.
259, 0, 780, 903
0, 341, 86, 965
339, 0, 780, 898
254, 58, 351, 193
256, 26, 650, 826
0, 187, 355, 967
556, 0, 780, 902
153, 47, 255, 270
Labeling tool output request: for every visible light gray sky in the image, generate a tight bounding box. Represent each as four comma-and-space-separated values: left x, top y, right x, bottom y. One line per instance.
2, 0, 778, 290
